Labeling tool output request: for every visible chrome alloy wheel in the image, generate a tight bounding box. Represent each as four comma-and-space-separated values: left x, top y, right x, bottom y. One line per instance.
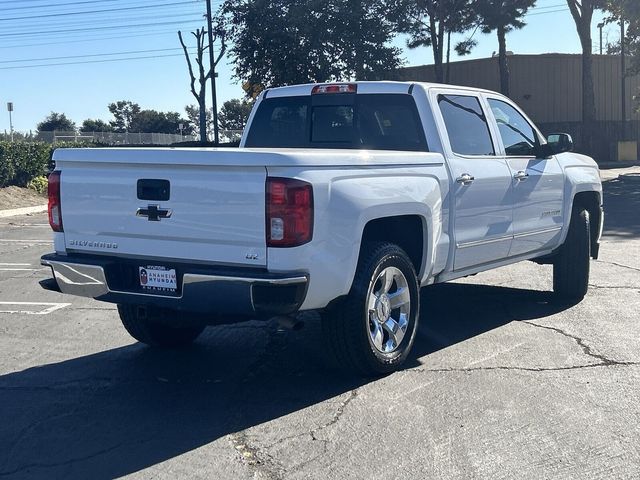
367, 266, 411, 354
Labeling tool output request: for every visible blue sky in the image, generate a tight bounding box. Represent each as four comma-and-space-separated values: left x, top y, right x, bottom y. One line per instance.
0, 0, 613, 132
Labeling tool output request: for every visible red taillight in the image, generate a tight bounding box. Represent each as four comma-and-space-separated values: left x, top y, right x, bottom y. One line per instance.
48, 171, 63, 232
311, 83, 357, 94
266, 178, 313, 247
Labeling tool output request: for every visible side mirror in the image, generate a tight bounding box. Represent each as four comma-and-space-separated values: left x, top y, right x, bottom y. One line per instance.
546, 133, 573, 154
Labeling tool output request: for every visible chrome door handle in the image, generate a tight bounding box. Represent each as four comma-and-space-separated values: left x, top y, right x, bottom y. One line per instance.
514, 171, 529, 181
456, 173, 475, 185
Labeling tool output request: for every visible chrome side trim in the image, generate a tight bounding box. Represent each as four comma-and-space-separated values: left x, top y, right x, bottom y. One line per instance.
513, 226, 562, 239
456, 235, 512, 249
42, 259, 308, 300
456, 227, 563, 249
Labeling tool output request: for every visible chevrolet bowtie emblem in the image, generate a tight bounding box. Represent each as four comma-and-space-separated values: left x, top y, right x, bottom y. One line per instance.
136, 205, 172, 222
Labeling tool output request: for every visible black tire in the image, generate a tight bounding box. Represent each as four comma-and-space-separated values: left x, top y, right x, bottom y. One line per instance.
553, 208, 591, 300
117, 304, 205, 347
322, 242, 420, 376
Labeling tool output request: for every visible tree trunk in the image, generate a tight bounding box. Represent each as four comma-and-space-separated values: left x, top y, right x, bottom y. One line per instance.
445, 30, 451, 84
497, 25, 510, 97
567, 0, 597, 155
198, 94, 207, 143
580, 39, 596, 155
429, 15, 444, 83
353, 0, 365, 80
579, 32, 597, 124
576, 16, 596, 155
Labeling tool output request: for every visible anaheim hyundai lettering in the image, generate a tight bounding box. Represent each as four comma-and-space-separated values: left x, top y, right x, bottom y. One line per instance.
41, 81, 603, 375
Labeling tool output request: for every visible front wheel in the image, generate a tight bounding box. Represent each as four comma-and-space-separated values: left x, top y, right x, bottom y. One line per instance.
553, 208, 591, 300
322, 242, 420, 376
118, 304, 205, 347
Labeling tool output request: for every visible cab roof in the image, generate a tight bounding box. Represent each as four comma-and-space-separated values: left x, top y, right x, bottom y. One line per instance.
260, 81, 499, 99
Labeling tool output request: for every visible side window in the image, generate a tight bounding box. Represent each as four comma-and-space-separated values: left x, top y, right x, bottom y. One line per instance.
438, 94, 495, 156
488, 99, 538, 156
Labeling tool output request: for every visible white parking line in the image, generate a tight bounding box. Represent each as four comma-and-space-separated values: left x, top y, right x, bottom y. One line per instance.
0, 239, 51, 244
6, 224, 50, 227
0, 263, 43, 271
0, 263, 44, 272
0, 268, 44, 271
0, 302, 71, 315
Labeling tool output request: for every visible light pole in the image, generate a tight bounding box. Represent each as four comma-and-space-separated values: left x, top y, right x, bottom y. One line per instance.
597, 22, 604, 55
6, 102, 14, 142
205, 0, 220, 145
621, 18, 626, 122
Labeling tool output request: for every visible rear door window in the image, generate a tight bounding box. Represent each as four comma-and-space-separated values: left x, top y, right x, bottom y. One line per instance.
245, 94, 428, 151
437, 94, 495, 156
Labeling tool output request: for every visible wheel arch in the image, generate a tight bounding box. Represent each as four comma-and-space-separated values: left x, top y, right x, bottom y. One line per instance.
360, 215, 427, 278
559, 164, 603, 259
571, 190, 602, 259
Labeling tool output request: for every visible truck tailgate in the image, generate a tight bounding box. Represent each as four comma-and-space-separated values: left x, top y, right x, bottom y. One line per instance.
58, 157, 267, 267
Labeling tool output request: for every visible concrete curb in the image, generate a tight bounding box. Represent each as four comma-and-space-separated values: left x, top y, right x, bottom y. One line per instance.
598, 162, 640, 170
0, 205, 48, 218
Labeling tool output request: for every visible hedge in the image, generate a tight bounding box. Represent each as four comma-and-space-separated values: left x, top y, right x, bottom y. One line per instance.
0, 141, 103, 188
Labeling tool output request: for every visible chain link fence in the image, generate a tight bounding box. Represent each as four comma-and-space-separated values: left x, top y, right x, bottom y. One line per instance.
50, 131, 195, 145
1, 130, 244, 146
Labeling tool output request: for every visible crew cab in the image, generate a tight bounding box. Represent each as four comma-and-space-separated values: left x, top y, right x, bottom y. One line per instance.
41, 81, 603, 375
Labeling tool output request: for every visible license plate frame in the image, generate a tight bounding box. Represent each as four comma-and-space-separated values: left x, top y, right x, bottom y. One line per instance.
139, 265, 178, 293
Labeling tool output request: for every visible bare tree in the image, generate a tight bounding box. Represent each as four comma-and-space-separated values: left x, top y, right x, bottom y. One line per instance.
178, 27, 226, 143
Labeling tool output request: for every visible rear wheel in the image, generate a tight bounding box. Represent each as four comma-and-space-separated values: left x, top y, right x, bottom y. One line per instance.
118, 304, 205, 347
322, 242, 420, 376
553, 208, 591, 300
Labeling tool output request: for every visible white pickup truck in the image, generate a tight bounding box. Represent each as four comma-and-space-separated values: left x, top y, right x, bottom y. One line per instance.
41, 81, 603, 375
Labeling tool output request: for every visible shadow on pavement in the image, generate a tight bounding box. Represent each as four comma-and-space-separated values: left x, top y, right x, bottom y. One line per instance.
602, 173, 640, 239
0, 282, 574, 479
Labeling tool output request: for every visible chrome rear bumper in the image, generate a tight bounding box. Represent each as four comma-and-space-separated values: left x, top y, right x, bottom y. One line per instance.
41, 254, 308, 316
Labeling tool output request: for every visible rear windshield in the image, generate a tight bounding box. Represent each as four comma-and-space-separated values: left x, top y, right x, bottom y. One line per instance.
245, 94, 428, 151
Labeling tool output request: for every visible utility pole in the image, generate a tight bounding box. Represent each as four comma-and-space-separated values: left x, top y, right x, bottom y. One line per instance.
621, 18, 626, 122
6, 102, 14, 142
205, 0, 220, 144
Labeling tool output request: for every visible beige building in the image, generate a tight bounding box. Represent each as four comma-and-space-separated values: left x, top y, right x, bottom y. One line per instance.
395, 53, 640, 161
395, 53, 639, 124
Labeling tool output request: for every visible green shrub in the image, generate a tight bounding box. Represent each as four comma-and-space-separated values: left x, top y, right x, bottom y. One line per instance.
0, 141, 49, 187
11, 143, 51, 186
0, 144, 16, 187
0, 141, 103, 188
27, 175, 48, 195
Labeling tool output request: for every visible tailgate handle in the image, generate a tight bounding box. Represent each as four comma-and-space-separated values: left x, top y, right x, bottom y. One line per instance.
137, 179, 170, 201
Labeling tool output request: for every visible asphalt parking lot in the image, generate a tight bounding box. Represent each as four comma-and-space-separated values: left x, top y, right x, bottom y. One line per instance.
0, 168, 639, 480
